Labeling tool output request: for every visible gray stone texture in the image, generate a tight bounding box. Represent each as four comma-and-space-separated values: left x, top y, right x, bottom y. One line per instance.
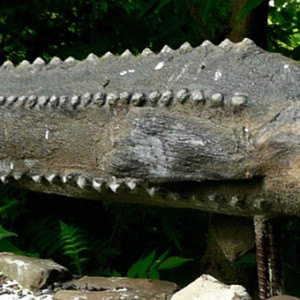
0, 252, 71, 291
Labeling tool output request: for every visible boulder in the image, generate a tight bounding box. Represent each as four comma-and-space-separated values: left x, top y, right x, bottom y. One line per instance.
171, 274, 251, 300
0, 252, 71, 291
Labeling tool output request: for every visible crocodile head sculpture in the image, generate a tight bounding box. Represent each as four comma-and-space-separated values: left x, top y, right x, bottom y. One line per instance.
0, 38, 299, 218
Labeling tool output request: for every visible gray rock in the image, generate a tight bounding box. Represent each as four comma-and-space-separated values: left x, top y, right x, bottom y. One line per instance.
0, 252, 71, 291
171, 274, 251, 300
54, 290, 168, 300
54, 276, 178, 299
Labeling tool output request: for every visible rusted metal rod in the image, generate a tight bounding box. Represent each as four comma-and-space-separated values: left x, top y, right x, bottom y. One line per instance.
267, 221, 282, 296
254, 215, 269, 300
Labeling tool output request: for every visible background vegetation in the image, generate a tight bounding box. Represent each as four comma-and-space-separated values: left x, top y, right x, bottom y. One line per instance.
0, 0, 299, 297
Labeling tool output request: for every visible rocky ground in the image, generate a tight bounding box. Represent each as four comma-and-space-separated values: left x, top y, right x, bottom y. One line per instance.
0, 252, 298, 300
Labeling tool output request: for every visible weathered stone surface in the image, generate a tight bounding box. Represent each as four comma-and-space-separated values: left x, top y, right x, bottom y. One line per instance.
0, 252, 71, 291
171, 274, 251, 300
0, 39, 300, 218
70, 276, 177, 293
212, 214, 255, 262
56, 276, 177, 299
54, 290, 171, 300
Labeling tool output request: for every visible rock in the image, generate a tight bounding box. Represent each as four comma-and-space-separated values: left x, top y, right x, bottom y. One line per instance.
0, 252, 71, 291
54, 276, 178, 299
54, 290, 167, 300
171, 274, 251, 300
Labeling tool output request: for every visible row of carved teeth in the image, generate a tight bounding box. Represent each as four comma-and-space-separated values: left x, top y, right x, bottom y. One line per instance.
0, 38, 255, 70
0, 90, 247, 109
0, 173, 154, 195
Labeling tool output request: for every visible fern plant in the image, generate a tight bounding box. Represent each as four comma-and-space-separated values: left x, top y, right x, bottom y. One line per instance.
59, 221, 89, 275
127, 249, 192, 279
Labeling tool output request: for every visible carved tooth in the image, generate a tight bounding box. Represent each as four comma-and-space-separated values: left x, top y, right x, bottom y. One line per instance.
231, 95, 247, 106
6, 95, 17, 106
31, 175, 42, 183
59, 95, 68, 108
49, 95, 59, 108
2, 61, 14, 70
148, 90, 161, 105
76, 176, 88, 189
15, 95, 28, 107
179, 42, 193, 53
175, 89, 190, 104
27, 95, 38, 108
37, 95, 50, 108
209, 93, 224, 107
126, 180, 136, 190
49, 56, 62, 66
201, 40, 215, 48
81, 93, 92, 106
109, 181, 120, 193
120, 49, 134, 58
18, 60, 30, 68
160, 45, 173, 53
107, 93, 119, 106
71, 95, 80, 107
0, 96, 6, 106
12, 173, 22, 181
0, 175, 9, 184
119, 91, 131, 104
65, 56, 76, 64
131, 92, 145, 106
191, 90, 205, 103
92, 178, 103, 191
141, 48, 154, 56
62, 174, 74, 183
101, 51, 114, 60
86, 53, 99, 62
147, 187, 156, 197
199, 40, 216, 54
238, 38, 255, 48
159, 90, 173, 107
33, 57, 46, 66
45, 174, 57, 183
93, 92, 106, 107
219, 39, 233, 50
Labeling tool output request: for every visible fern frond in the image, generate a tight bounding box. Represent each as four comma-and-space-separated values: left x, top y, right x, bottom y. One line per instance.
59, 221, 89, 275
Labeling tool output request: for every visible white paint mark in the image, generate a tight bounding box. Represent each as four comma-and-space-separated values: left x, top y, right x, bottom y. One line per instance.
174, 65, 188, 82
10, 162, 14, 170
214, 70, 222, 80
45, 130, 49, 140
120, 69, 136, 76
155, 61, 165, 70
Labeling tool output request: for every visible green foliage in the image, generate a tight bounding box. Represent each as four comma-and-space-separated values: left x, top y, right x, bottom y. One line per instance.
237, 0, 264, 21
59, 221, 89, 275
127, 249, 192, 279
268, 0, 300, 60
